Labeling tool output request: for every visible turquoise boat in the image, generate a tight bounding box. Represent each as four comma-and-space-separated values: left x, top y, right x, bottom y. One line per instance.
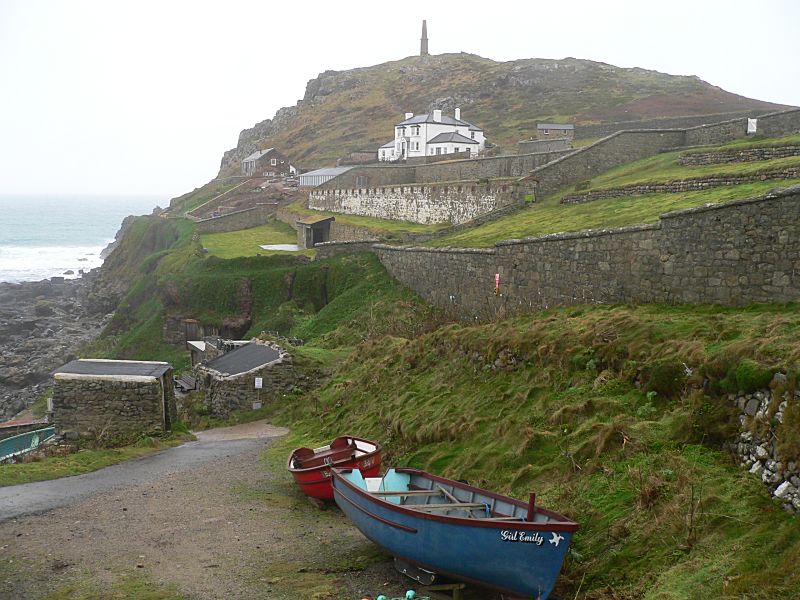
332, 467, 578, 599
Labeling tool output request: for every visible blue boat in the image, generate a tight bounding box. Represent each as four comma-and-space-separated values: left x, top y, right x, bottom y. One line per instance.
332, 467, 578, 599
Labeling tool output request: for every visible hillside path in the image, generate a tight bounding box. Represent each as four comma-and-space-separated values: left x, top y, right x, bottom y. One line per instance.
0, 420, 410, 599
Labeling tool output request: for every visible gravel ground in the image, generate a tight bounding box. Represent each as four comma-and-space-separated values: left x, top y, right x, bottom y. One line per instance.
0, 421, 418, 600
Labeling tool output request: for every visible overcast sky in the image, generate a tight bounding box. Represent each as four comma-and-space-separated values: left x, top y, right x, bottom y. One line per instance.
1, 0, 798, 200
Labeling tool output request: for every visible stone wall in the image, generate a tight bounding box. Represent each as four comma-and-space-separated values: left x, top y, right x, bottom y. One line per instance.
275, 206, 378, 243
756, 108, 800, 137
373, 186, 800, 317
573, 109, 777, 140
314, 240, 381, 260
52, 374, 176, 441
309, 182, 523, 225
195, 348, 300, 417
731, 379, 800, 513
678, 145, 800, 165
560, 167, 800, 204
518, 138, 572, 154
317, 150, 570, 190
194, 204, 276, 234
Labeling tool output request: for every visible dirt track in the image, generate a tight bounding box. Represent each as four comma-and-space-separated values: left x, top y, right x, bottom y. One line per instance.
0, 421, 412, 600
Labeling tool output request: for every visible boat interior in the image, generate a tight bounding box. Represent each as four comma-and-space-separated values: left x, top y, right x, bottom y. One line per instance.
292, 436, 376, 469
341, 468, 555, 524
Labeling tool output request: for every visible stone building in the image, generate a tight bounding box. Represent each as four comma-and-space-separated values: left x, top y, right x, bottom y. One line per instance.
241, 147, 297, 178
51, 359, 176, 442
536, 123, 574, 141
194, 340, 298, 417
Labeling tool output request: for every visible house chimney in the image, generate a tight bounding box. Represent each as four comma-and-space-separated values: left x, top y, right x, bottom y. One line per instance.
433, 109, 442, 122
405, 112, 414, 120
455, 107, 461, 121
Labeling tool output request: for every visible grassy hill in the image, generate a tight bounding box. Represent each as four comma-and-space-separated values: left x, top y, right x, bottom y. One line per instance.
218, 53, 786, 174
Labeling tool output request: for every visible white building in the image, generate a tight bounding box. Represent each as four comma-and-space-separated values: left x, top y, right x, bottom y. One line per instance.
378, 108, 486, 162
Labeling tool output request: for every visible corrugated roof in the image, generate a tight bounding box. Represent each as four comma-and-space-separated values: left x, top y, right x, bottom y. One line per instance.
203, 342, 281, 376
299, 166, 353, 178
242, 148, 275, 163
427, 132, 479, 145
54, 359, 171, 378
537, 123, 574, 130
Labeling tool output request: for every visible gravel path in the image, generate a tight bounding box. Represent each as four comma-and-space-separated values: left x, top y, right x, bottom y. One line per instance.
0, 421, 413, 600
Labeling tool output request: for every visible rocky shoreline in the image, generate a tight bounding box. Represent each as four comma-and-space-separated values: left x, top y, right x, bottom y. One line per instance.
0, 271, 115, 421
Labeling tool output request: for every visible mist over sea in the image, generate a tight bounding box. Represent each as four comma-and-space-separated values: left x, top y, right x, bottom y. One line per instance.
0, 195, 162, 283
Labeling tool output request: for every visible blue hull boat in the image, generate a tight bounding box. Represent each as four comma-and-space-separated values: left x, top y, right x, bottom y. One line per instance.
332, 467, 578, 599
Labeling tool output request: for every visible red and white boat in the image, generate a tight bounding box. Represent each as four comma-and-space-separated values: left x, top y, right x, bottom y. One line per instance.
287, 435, 382, 501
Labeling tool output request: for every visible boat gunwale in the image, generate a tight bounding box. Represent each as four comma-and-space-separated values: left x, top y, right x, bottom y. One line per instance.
287, 435, 381, 475
331, 467, 579, 532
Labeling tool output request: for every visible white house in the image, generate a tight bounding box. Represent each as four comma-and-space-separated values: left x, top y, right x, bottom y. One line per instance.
378, 108, 486, 162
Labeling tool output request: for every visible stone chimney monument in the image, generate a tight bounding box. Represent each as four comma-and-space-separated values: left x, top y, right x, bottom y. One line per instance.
420, 20, 429, 56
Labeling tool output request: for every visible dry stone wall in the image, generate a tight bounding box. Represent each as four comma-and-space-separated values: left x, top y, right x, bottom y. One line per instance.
373, 186, 800, 316
731, 379, 800, 513
678, 145, 800, 166
560, 168, 800, 205
194, 204, 276, 233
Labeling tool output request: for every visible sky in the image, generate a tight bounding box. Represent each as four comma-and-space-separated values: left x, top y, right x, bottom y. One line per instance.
1, 0, 798, 200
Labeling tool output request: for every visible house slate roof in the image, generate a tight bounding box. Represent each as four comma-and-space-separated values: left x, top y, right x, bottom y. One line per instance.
537, 123, 574, 130
53, 359, 171, 378
427, 132, 479, 145
380, 140, 397, 149
242, 148, 275, 163
203, 342, 281, 376
397, 113, 483, 131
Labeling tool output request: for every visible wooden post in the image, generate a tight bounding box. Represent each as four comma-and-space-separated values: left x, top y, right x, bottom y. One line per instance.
527, 493, 536, 521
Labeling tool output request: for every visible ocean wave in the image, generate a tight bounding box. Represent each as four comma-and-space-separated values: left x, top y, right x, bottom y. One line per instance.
0, 245, 105, 283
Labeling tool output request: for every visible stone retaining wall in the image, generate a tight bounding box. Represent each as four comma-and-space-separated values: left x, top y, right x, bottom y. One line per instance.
678, 145, 800, 166
731, 380, 800, 513
309, 181, 524, 225
195, 204, 276, 233
373, 186, 800, 317
314, 240, 381, 260
560, 168, 800, 204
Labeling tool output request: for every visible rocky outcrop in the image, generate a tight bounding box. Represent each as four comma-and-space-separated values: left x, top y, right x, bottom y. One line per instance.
0, 276, 112, 420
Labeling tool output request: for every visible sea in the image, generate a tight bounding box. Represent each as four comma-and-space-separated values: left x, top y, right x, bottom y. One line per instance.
0, 195, 163, 284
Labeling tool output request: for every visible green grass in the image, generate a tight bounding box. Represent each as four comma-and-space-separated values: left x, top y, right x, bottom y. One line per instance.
254, 301, 800, 598
166, 179, 239, 216
0, 433, 191, 487
200, 219, 313, 259
428, 179, 800, 248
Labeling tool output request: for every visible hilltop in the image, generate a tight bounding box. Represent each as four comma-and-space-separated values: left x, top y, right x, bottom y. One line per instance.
218, 53, 787, 174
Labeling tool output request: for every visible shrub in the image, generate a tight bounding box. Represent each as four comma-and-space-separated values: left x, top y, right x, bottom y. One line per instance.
685, 390, 739, 446
733, 360, 773, 394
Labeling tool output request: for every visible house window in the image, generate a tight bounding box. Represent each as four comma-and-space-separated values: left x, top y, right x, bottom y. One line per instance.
455, 147, 459, 153
271, 158, 277, 166
542, 129, 549, 135
435, 148, 441, 155
470, 131, 475, 139
412, 126, 420, 136
355, 175, 369, 188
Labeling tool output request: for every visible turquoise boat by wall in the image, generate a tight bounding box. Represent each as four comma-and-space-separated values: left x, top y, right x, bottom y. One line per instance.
332, 467, 578, 599
0, 427, 56, 463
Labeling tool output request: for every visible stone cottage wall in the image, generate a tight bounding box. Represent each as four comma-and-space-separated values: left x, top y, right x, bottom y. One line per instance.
52, 375, 173, 441
195, 352, 301, 417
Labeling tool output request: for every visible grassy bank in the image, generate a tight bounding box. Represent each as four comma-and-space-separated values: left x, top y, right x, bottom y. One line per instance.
199, 219, 312, 259
257, 301, 800, 599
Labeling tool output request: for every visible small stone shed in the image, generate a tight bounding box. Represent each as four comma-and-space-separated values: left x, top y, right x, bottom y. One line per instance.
52, 359, 176, 441
296, 215, 334, 249
537, 123, 575, 140
194, 340, 297, 417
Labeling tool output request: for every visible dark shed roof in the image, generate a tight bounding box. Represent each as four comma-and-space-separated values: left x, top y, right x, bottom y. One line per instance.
204, 342, 281, 376
54, 359, 171, 378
